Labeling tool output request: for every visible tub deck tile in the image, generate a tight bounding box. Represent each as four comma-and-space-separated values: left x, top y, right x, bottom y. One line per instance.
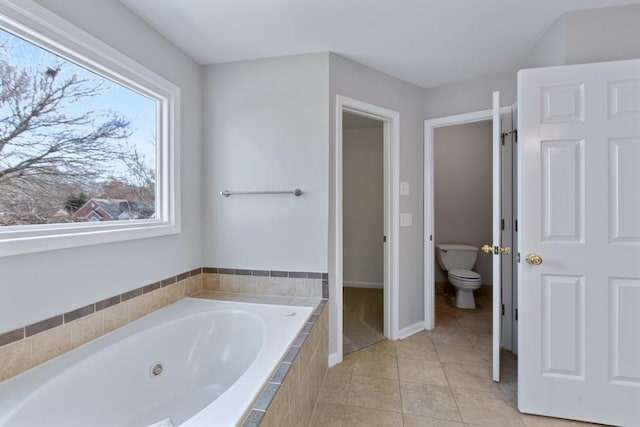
271, 362, 292, 384
283, 346, 301, 363
25, 316, 63, 337
0, 329, 24, 347
254, 382, 280, 411
192, 291, 321, 308
242, 410, 265, 427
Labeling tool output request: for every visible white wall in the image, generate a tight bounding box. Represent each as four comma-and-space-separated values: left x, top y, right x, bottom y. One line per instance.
202, 53, 330, 272
433, 121, 493, 285
329, 53, 426, 348
0, 0, 203, 333
424, 69, 517, 120
343, 126, 384, 286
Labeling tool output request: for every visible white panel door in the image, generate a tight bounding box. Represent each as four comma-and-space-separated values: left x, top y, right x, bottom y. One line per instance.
491, 91, 502, 382
518, 59, 640, 425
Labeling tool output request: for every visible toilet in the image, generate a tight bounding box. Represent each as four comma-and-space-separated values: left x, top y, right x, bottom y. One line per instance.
435, 244, 482, 309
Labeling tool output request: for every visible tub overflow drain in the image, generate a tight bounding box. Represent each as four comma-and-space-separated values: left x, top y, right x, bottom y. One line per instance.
150, 362, 164, 377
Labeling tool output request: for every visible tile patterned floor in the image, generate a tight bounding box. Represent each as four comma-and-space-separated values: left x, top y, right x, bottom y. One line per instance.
310, 291, 597, 427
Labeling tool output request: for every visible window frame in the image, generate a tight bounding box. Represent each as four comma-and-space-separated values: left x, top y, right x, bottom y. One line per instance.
0, 0, 180, 257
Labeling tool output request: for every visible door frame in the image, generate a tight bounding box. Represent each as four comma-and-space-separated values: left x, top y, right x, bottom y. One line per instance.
331, 95, 400, 366
423, 107, 511, 329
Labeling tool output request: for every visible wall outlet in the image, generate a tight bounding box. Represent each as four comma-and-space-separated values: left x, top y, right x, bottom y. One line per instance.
400, 213, 412, 227
400, 181, 410, 196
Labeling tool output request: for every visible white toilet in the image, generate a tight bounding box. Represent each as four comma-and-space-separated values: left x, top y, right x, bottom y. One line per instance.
435, 244, 482, 309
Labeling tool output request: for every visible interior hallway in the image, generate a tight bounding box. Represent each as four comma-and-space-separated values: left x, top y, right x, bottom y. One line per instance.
311, 290, 597, 426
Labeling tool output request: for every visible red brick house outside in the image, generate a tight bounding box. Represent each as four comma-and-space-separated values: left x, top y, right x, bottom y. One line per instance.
73, 198, 154, 222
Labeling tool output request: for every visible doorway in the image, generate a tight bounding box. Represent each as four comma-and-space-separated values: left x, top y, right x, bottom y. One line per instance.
330, 95, 400, 366
424, 105, 517, 377
342, 111, 385, 354
432, 120, 494, 315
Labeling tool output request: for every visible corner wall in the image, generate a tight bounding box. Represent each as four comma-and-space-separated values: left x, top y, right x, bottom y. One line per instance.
0, 0, 203, 334
202, 53, 330, 273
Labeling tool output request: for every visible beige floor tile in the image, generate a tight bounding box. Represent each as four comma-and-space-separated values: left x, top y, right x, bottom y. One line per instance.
398, 357, 448, 386
453, 388, 524, 426
497, 381, 517, 404
347, 375, 401, 413
403, 330, 434, 343
319, 363, 353, 404
334, 288, 600, 427
435, 344, 491, 367
431, 330, 473, 347
400, 381, 462, 422
465, 332, 493, 349
342, 406, 403, 427
403, 414, 466, 426
396, 339, 438, 360
352, 352, 398, 380
361, 339, 398, 358
433, 314, 463, 332
309, 401, 345, 426
455, 317, 493, 334
442, 363, 502, 393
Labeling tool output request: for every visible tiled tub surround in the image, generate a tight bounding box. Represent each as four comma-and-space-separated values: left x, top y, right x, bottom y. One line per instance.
0, 267, 329, 426
0, 268, 203, 383
198, 294, 330, 426
203, 268, 328, 299
0, 297, 318, 426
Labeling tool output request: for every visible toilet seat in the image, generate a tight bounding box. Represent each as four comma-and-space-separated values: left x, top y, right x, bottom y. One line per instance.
448, 269, 480, 281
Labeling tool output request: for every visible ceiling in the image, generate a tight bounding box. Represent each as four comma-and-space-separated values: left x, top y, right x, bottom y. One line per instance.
121, 0, 640, 88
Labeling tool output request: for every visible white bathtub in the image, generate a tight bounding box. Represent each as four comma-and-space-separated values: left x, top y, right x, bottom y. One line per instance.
0, 298, 313, 427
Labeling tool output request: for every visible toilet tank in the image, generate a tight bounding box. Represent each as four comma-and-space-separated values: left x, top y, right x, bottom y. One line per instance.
435, 244, 478, 271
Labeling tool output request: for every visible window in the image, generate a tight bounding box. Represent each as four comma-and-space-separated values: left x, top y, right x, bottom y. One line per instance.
0, 1, 180, 256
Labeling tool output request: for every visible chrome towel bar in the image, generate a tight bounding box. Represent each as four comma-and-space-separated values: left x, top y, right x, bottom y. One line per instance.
220, 189, 302, 198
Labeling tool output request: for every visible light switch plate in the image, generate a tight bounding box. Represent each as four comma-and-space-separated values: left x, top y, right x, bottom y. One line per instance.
400, 181, 410, 196
400, 213, 412, 227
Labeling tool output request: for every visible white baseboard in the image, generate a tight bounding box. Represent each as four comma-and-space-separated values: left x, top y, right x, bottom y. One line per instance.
398, 321, 426, 340
343, 281, 383, 289
328, 352, 342, 367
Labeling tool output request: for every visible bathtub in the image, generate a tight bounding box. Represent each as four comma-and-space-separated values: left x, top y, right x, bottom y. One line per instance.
0, 298, 313, 427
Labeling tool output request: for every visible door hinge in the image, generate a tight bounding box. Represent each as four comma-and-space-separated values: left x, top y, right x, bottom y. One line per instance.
516, 252, 521, 263
501, 133, 506, 145
430, 234, 433, 241
383, 235, 387, 243
501, 304, 505, 316
515, 308, 518, 321
514, 129, 518, 143
501, 219, 505, 230
515, 219, 518, 232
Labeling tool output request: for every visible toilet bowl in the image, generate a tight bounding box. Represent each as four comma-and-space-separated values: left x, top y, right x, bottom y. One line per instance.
435, 244, 482, 309
447, 269, 482, 309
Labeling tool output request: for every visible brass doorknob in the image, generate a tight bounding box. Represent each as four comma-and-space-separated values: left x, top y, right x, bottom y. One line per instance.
499, 246, 511, 255
525, 253, 543, 265
480, 244, 493, 254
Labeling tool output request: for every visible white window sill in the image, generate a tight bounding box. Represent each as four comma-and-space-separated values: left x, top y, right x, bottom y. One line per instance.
0, 221, 180, 257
